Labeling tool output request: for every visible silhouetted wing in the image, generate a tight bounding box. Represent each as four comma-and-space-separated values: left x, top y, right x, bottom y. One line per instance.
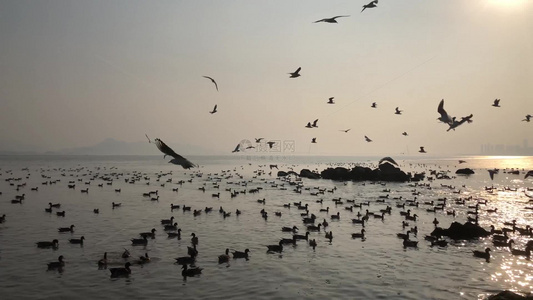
145, 134, 152, 143
379, 157, 398, 166
314, 19, 326, 23
438, 99, 453, 124
203, 76, 218, 91
154, 138, 195, 168
295, 67, 301, 74
332, 15, 350, 19
312, 119, 318, 126
213, 104, 217, 111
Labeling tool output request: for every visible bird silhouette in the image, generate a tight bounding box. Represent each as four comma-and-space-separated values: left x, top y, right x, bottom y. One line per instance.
153, 138, 196, 169
209, 104, 218, 114
267, 141, 276, 149
364, 136, 372, 142
522, 114, 531, 122
361, 0, 378, 13
419, 147, 426, 153
371, 102, 377, 108
402, 132, 408, 136
492, 99, 501, 107
289, 67, 301, 78
311, 138, 317, 143
202, 76, 218, 91
340, 129, 351, 133
447, 114, 473, 131
395, 107, 402, 115
437, 99, 453, 125
232, 143, 241, 153
327, 97, 335, 104
314, 16, 350, 23
312, 119, 318, 128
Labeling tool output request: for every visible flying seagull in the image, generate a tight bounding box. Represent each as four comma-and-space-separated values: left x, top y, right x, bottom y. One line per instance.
312, 119, 318, 128
402, 132, 408, 136
305, 122, 313, 128
232, 143, 241, 153
395, 107, 402, 115
327, 97, 335, 104
311, 138, 317, 143
419, 147, 426, 153
255, 138, 264, 143
267, 141, 276, 149
492, 99, 500, 107
340, 129, 351, 133
437, 99, 453, 125
153, 138, 196, 169
361, 0, 378, 13
522, 114, 531, 122
364, 135, 372, 142
371, 102, 377, 108
209, 104, 218, 114
202, 76, 218, 91
289, 67, 301, 78
314, 15, 350, 23
447, 114, 473, 131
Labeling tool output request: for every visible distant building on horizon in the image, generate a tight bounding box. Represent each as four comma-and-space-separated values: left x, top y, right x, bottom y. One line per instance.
480, 139, 533, 156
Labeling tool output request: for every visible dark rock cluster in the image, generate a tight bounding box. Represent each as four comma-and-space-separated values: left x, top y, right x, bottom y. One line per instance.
431, 221, 491, 240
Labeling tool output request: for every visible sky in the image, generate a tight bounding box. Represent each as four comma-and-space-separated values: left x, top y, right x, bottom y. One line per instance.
0, 0, 531, 156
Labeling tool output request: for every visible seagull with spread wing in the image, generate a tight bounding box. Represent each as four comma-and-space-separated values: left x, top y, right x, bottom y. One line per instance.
361, 0, 378, 13
314, 15, 350, 23
492, 99, 501, 107
437, 99, 453, 125
419, 147, 426, 153
395, 107, 402, 115
312, 119, 319, 128
327, 97, 335, 104
522, 114, 531, 122
289, 67, 301, 78
153, 138, 196, 169
232, 143, 241, 153
209, 105, 218, 114
371, 102, 377, 108
364, 136, 372, 142
447, 114, 473, 131
202, 76, 218, 91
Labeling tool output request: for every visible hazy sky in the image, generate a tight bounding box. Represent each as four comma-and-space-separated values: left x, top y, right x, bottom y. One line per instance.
0, 0, 531, 156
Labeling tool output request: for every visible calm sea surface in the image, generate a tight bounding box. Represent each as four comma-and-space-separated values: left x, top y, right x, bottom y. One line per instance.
0, 155, 532, 300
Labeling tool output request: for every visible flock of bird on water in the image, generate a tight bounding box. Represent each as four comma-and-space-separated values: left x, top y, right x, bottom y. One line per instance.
1, 0, 532, 286
1, 153, 533, 281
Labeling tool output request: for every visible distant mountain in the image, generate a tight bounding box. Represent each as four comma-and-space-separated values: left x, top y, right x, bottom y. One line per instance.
21, 138, 215, 155
50, 138, 216, 156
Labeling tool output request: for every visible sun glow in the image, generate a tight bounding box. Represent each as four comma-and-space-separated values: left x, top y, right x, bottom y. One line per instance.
488, 0, 527, 8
